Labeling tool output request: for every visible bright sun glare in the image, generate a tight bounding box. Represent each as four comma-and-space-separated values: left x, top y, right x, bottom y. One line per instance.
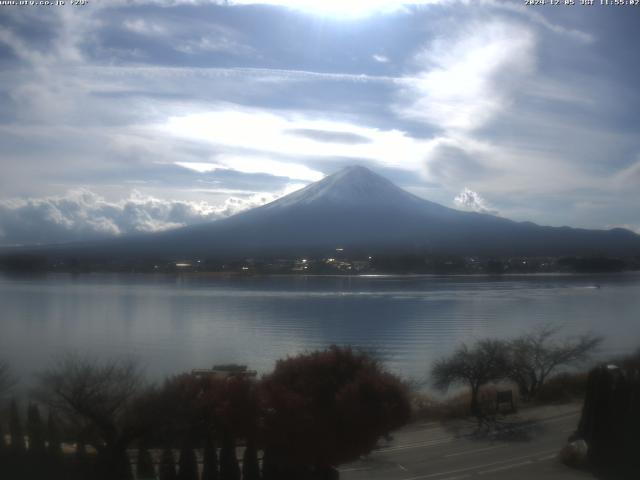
291, 0, 394, 17
234, 0, 415, 18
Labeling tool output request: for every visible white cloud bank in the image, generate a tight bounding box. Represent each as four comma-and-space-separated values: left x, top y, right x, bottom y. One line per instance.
454, 188, 497, 215
0, 189, 287, 246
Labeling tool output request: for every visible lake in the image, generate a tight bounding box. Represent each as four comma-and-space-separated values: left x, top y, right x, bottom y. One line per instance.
1, 272, 639, 386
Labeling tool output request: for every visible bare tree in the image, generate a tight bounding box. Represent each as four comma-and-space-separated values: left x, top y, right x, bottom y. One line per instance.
431, 339, 509, 415
506, 325, 602, 400
34, 354, 148, 480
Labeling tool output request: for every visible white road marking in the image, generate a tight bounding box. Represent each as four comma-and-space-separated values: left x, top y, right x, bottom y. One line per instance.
537, 412, 580, 424
419, 422, 439, 428
379, 437, 455, 452
398, 464, 409, 471
444, 444, 506, 458
478, 459, 533, 474
399, 449, 557, 480
338, 466, 372, 472
536, 454, 557, 461
344, 411, 577, 477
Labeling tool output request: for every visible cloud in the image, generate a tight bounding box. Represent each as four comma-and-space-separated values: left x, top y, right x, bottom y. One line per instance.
1, 0, 640, 242
614, 225, 640, 235
86, 65, 398, 85
122, 19, 168, 36
396, 21, 537, 132
487, 0, 594, 44
104, 0, 452, 17
174, 35, 254, 55
613, 158, 640, 190
160, 107, 428, 172
454, 188, 498, 215
423, 138, 493, 184
121, 12, 257, 56
286, 128, 371, 144
0, 188, 295, 246
393, 18, 598, 203
175, 156, 324, 182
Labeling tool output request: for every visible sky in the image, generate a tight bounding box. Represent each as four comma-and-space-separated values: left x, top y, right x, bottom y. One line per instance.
0, 0, 639, 246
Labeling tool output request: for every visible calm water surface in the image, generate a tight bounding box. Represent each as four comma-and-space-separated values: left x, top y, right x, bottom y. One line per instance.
1, 272, 639, 383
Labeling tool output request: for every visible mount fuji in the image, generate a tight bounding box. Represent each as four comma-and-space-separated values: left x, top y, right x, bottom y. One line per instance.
9, 166, 640, 259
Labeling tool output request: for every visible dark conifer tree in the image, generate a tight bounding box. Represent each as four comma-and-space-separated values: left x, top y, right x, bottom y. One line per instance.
25, 403, 47, 479
107, 450, 133, 480
75, 438, 87, 462
7, 400, 26, 480
46, 412, 63, 459
27, 403, 46, 458
201, 435, 219, 480
177, 444, 198, 480
242, 439, 260, 480
137, 445, 156, 480
0, 423, 6, 466
9, 399, 25, 454
46, 413, 64, 480
261, 448, 279, 480
74, 437, 89, 480
219, 431, 240, 480
158, 448, 178, 480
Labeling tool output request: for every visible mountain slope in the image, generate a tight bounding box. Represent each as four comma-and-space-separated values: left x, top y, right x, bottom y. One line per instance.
8, 166, 640, 259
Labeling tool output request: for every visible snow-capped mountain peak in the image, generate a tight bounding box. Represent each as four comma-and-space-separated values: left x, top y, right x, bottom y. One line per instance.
264, 165, 427, 209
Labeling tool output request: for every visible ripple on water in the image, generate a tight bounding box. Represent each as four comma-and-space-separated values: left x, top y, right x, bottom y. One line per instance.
0, 273, 639, 381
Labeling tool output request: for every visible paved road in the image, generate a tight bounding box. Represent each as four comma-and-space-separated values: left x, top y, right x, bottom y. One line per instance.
340, 403, 594, 480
